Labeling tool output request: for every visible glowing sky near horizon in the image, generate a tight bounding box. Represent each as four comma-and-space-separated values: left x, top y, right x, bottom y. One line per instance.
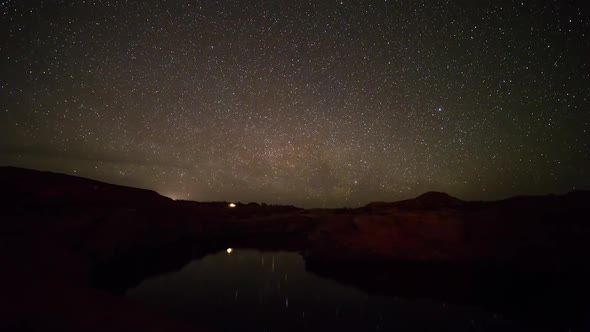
1, 0, 589, 207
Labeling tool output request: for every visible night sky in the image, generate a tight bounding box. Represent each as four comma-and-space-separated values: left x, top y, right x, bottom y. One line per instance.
1, 1, 589, 207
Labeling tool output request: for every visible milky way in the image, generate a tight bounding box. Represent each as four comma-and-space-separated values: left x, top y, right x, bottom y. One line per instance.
1, 1, 589, 207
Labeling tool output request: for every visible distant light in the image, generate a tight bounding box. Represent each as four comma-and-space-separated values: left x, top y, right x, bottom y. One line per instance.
160, 192, 187, 201
228, 203, 237, 208
226, 248, 233, 254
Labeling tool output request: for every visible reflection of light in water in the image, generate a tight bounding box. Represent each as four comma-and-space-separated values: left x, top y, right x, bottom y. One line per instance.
128, 249, 510, 331
228, 203, 236, 208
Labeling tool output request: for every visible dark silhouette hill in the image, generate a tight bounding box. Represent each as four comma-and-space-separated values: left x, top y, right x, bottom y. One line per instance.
0, 166, 172, 208
365, 191, 465, 210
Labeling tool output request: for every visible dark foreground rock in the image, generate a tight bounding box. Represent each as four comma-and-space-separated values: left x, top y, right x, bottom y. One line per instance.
1, 166, 589, 331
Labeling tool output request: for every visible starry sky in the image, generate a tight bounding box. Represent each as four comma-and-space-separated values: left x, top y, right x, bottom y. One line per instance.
1, 0, 589, 207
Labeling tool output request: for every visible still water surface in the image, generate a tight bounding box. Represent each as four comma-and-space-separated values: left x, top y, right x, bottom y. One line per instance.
127, 249, 515, 331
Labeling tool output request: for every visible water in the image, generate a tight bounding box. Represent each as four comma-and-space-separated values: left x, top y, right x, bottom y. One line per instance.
127, 249, 516, 331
